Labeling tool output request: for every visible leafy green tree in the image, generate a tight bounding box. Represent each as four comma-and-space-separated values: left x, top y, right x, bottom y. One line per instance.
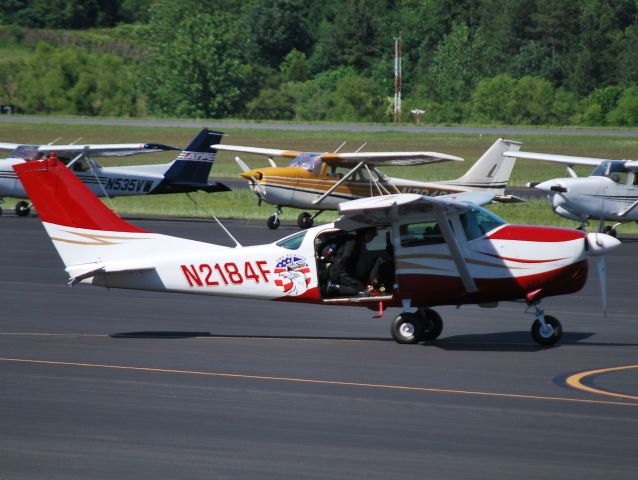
240, 0, 312, 68
141, 0, 249, 118
470, 75, 517, 123
606, 86, 638, 126
245, 88, 294, 119
280, 49, 310, 82
329, 73, 387, 122
423, 23, 493, 121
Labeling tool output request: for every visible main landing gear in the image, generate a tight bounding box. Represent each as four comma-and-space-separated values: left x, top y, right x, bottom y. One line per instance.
15, 200, 31, 217
389, 302, 563, 346
0, 199, 30, 217
391, 308, 443, 344
266, 207, 324, 230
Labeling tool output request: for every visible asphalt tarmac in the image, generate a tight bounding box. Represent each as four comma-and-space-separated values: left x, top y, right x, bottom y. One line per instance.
1, 216, 637, 480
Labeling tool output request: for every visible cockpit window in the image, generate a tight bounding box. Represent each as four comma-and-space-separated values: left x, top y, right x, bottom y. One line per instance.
290, 152, 323, 173
460, 206, 506, 240
11, 145, 40, 161
276, 230, 307, 250
592, 160, 627, 177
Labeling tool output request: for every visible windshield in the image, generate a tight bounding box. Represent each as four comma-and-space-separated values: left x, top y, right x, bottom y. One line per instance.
592, 160, 627, 177
276, 230, 307, 250
290, 152, 323, 173
460, 206, 506, 240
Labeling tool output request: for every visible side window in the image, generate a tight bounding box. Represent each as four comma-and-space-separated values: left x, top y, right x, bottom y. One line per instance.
460, 207, 505, 240
400, 221, 444, 247
276, 231, 306, 250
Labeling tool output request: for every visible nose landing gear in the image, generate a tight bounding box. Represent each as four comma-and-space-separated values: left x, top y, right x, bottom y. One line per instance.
530, 302, 562, 346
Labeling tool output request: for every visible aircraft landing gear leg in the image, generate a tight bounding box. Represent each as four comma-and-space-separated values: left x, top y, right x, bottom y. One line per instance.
15, 200, 31, 217
530, 302, 562, 346
603, 225, 618, 238
267, 206, 282, 230
297, 210, 324, 229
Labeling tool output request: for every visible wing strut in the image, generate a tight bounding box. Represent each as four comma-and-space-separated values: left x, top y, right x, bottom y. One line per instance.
434, 210, 477, 293
311, 160, 367, 205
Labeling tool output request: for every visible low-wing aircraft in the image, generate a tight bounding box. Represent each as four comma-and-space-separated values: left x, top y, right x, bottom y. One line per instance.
14, 154, 620, 346
0, 128, 230, 217
504, 150, 638, 236
213, 138, 522, 229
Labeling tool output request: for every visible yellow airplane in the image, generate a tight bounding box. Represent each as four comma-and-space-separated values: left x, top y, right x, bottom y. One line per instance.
213, 139, 522, 229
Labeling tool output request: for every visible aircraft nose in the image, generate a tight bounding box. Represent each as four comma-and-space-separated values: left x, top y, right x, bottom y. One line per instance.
240, 169, 263, 181
535, 180, 567, 193
586, 232, 621, 256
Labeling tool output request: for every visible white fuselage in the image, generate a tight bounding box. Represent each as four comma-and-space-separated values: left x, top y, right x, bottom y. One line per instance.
537, 176, 638, 222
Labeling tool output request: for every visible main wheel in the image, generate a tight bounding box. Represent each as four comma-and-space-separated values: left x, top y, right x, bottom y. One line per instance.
391, 313, 423, 344
531, 315, 562, 346
418, 308, 443, 341
266, 214, 280, 230
15, 201, 31, 217
297, 211, 314, 229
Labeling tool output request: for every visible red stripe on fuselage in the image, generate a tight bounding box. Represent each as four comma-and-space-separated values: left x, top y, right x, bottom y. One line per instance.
488, 225, 585, 242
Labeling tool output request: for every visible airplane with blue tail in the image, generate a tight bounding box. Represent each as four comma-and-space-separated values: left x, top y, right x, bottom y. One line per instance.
0, 128, 230, 217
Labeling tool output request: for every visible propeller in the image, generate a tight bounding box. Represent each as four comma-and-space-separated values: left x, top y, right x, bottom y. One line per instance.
234, 156, 266, 196
585, 232, 621, 316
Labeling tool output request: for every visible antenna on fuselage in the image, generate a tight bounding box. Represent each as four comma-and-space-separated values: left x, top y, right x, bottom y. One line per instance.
185, 192, 242, 247
333, 141, 347, 153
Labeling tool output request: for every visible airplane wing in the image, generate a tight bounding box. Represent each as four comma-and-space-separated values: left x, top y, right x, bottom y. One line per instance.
212, 144, 302, 158
0, 142, 20, 151
36, 143, 179, 157
320, 151, 464, 167
336, 193, 479, 293
503, 150, 611, 167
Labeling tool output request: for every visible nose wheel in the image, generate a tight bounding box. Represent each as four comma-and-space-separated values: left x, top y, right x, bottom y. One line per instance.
530, 303, 562, 346
267, 206, 282, 229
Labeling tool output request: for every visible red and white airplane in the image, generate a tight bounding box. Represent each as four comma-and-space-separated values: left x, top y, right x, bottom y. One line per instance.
14, 155, 621, 346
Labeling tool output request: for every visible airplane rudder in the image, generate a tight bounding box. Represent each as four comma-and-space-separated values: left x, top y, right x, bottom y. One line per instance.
13, 155, 146, 233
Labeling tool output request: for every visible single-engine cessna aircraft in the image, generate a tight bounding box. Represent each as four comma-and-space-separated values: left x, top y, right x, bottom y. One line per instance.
504, 149, 638, 236
0, 128, 230, 217
14, 154, 620, 346
214, 138, 522, 229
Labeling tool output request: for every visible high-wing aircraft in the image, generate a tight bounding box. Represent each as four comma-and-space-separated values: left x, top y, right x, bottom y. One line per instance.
14, 153, 620, 346
503, 150, 638, 236
213, 138, 522, 229
0, 128, 230, 217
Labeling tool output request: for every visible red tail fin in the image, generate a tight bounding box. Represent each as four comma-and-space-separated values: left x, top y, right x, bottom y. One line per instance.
13, 154, 147, 233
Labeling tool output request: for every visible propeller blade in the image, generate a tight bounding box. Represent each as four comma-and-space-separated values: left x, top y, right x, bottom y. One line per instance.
234, 156, 251, 173
597, 256, 608, 316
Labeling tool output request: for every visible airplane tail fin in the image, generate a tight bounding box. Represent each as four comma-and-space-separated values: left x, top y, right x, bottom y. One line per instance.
14, 155, 224, 284
444, 138, 521, 194
156, 129, 230, 193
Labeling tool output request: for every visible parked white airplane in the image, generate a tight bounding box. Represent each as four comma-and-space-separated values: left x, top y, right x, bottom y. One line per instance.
504, 150, 638, 236
0, 128, 230, 216
12, 153, 620, 345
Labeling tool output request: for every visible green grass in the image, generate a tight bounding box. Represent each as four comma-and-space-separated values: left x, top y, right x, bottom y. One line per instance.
2, 120, 638, 232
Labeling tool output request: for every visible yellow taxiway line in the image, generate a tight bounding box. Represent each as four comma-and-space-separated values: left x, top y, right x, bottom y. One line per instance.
565, 365, 638, 401
1, 357, 637, 408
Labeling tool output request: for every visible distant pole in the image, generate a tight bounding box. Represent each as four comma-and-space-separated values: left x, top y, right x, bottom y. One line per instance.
393, 32, 402, 124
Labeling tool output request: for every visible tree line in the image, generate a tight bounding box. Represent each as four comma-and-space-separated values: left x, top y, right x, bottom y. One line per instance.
1, 0, 637, 126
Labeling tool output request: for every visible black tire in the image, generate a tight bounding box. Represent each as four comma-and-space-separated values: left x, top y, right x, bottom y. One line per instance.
531, 315, 562, 346
0, 206, 3, 216
418, 308, 443, 341
297, 212, 314, 229
390, 313, 423, 344
15, 201, 31, 217
266, 215, 280, 230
